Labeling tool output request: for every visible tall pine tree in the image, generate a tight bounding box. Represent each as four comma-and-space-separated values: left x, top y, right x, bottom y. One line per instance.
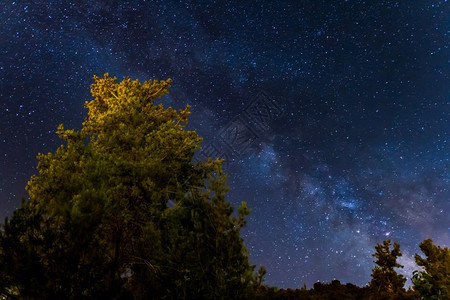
0, 74, 260, 299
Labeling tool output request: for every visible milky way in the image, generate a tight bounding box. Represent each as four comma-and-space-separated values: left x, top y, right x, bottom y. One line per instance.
0, 0, 448, 288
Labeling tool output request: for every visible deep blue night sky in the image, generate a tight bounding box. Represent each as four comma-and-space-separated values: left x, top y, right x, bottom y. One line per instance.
1, 0, 449, 289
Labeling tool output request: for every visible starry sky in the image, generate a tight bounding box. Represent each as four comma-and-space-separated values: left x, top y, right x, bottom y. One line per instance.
1, 0, 449, 289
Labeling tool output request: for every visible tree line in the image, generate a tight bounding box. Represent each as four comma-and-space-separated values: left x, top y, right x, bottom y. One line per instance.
0, 74, 448, 299
255, 239, 449, 300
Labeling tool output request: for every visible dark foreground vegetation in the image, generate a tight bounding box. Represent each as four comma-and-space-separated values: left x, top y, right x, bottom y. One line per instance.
253, 238, 449, 300
0, 75, 448, 299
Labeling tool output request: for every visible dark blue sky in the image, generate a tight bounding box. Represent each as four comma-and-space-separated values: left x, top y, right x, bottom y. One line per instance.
1, 0, 448, 289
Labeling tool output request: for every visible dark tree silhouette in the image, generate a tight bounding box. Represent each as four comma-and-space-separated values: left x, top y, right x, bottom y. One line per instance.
369, 240, 407, 300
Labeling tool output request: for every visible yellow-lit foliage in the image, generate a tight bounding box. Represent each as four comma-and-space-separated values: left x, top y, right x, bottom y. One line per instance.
2, 74, 256, 299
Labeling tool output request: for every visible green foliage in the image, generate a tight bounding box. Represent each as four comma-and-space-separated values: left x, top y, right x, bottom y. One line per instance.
412, 239, 450, 300
369, 240, 407, 300
0, 74, 261, 299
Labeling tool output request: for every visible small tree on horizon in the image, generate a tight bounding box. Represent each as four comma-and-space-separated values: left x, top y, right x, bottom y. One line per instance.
369, 239, 407, 300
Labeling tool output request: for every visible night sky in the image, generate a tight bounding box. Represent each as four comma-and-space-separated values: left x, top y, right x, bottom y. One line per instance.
1, 0, 449, 289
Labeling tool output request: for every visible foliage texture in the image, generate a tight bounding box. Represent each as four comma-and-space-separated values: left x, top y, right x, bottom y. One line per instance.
0, 74, 258, 299
412, 239, 450, 300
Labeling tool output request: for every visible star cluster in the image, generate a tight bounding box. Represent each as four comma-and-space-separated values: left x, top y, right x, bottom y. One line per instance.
0, 0, 448, 289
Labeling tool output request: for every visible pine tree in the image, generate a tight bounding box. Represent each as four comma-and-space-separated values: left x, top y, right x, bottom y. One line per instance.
369, 240, 407, 300
0, 74, 259, 299
412, 239, 450, 300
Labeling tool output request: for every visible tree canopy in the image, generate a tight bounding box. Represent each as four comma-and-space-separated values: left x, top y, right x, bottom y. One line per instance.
0, 74, 259, 299
412, 239, 450, 300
